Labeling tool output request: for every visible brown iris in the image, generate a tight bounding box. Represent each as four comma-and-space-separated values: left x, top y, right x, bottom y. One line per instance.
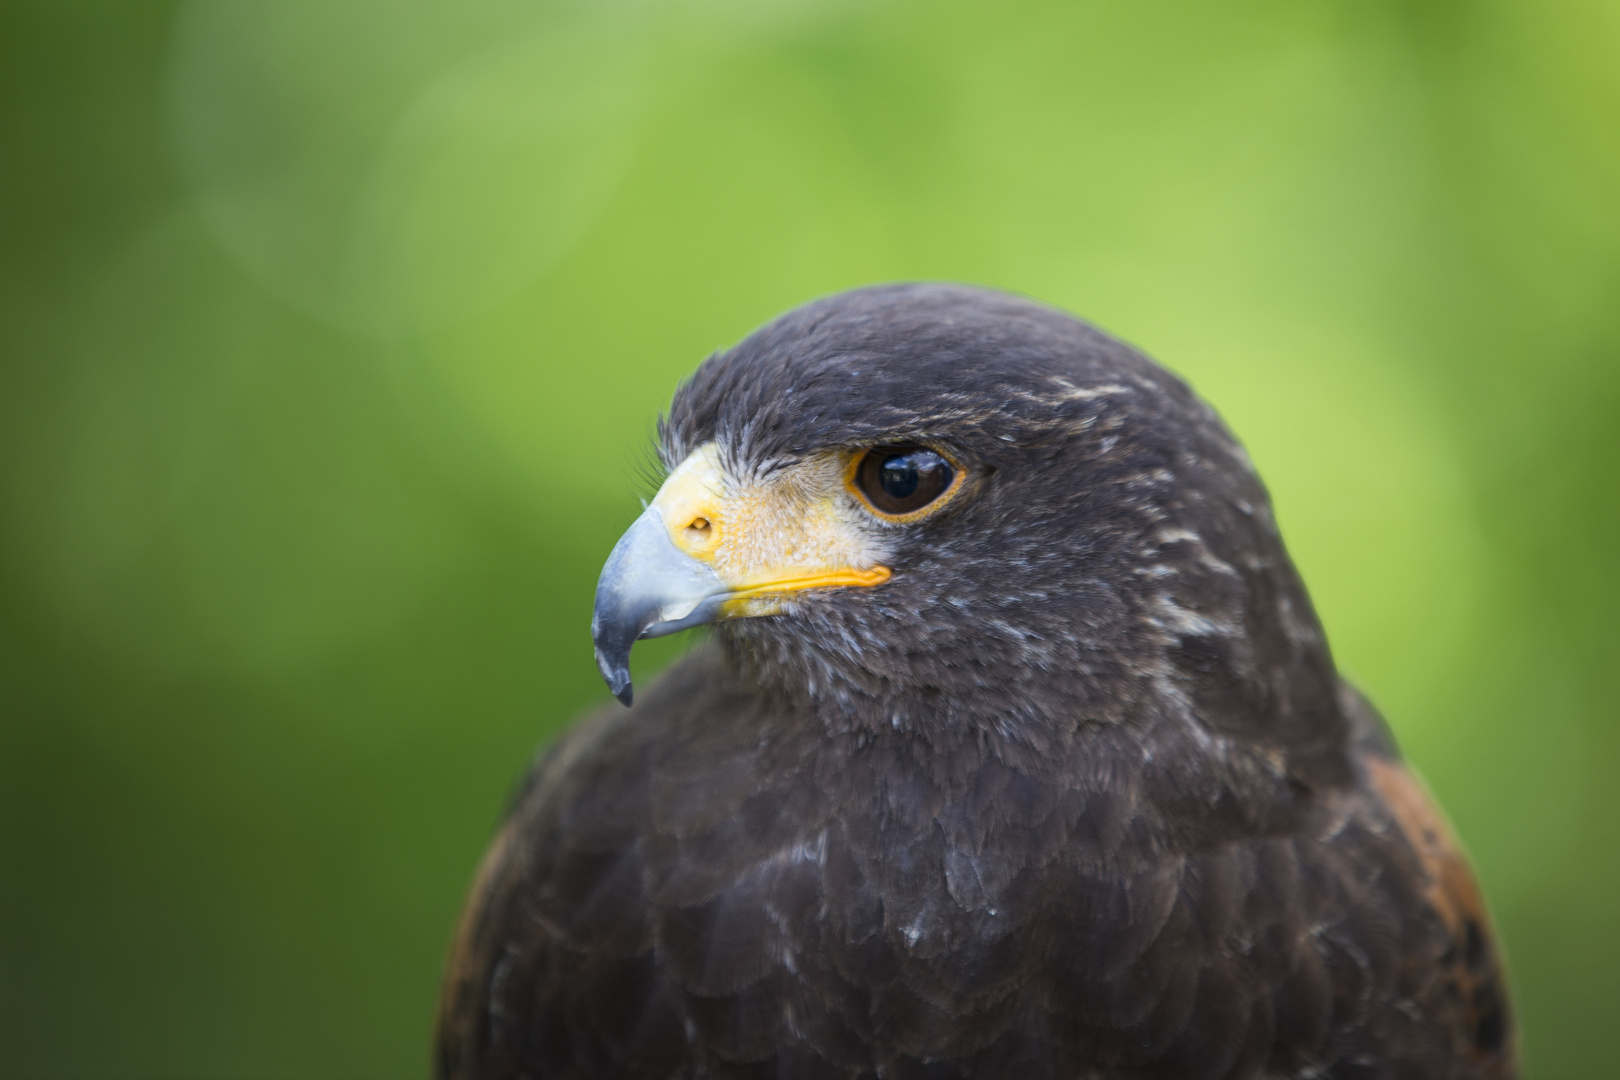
855, 445, 956, 517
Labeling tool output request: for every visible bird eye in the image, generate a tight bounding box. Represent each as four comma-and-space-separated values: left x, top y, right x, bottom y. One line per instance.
855, 445, 956, 517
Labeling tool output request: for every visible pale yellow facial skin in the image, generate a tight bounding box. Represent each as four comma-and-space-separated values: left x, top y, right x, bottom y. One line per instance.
649, 443, 893, 616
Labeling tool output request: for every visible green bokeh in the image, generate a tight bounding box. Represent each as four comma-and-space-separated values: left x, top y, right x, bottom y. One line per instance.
2, 1, 1617, 1076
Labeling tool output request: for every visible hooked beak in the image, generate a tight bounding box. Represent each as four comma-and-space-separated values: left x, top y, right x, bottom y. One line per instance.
590, 506, 729, 705
590, 443, 891, 705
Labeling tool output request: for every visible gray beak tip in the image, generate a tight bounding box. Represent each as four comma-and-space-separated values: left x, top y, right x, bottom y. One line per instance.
590, 506, 728, 709
593, 644, 634, 707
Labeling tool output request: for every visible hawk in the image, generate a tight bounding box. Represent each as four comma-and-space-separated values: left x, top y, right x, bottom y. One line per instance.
437, 284, 1513, 1079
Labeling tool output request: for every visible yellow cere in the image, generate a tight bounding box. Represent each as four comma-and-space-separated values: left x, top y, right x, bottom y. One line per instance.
650, 443, 893, 616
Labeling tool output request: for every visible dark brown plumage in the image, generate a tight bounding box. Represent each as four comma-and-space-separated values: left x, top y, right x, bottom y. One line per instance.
437, 285, 1514, 1079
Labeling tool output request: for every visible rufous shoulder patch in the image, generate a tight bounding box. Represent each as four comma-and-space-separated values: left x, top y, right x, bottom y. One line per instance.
1366, 756, 1513, 1074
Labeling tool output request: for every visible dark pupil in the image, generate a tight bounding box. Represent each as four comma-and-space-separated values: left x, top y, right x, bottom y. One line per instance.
880, 455, 921, 500
859, 445, 953, 515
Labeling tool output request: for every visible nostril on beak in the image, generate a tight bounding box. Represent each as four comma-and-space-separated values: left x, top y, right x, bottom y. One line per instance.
686, 517, 711, 535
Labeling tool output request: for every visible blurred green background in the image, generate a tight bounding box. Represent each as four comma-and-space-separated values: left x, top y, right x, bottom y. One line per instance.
1, 0, 1616, 1076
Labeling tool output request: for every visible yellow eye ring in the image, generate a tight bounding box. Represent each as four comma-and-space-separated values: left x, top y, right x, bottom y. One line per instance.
845, 444, 966, 523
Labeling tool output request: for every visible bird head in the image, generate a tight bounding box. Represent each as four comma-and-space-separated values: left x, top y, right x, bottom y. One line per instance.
593, 284, 1345, 782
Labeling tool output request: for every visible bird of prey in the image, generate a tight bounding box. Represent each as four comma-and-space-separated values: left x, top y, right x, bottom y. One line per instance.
436, 285, 1513, 1079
